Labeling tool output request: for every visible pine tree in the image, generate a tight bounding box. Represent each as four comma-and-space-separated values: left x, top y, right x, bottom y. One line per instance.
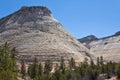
0, 70, 17, 80
100, 56, 104, 65
38, 63, 43, 76
0, 42, 18, 80
21, 60, 26, 79
100, 56, 105, 74
34, 63, 43, 80
83, 57, 88, 68
60, 57, 65, 74
28, 57, 38, 79
44, 60, 52, 75
97, 57, 100, 67
90, 59, 95, 68
69, 58, 75, 70
116, 63, 120, 79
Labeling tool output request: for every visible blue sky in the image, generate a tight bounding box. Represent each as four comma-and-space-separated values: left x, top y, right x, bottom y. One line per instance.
0, 0, 120, 38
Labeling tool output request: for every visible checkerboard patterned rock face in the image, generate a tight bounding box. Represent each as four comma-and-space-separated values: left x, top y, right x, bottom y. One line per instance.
0, 6, 93, 63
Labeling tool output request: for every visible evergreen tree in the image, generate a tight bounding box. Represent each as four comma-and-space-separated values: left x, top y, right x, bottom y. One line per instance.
0, 42, 18, 80
100, 56, 105, 73
97, 57, 100, 67
44, 60, 52, 75
69, 57, 75, 69
83, 57, 88, 68
0, 70, 17, 80
60, 57, 65, 74
21, 60, 26, 79
116, 63, 120, 79
34, 63, 43, 80
100, 56, 104, 65
38, 63, 43, 76
90, 59, 95, 68
28, 57, 38, 79
89, 69, 98, 80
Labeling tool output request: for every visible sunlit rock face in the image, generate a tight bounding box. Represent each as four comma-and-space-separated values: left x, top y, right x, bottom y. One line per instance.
0, 6, 93, 63
79, 32, 120, 62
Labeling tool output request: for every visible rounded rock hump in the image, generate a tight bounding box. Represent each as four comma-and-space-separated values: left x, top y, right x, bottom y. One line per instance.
0, 6, 94, 63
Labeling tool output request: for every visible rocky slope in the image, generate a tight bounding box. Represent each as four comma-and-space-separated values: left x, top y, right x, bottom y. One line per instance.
0, 6, 93, 63
79, 31, 120, 62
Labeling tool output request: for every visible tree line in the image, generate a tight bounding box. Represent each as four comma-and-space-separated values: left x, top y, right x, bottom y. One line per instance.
0, 43, 120, 80
21, 55, 120, 80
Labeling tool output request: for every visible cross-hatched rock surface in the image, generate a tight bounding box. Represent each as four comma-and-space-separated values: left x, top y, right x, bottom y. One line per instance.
0, 6, 93, 63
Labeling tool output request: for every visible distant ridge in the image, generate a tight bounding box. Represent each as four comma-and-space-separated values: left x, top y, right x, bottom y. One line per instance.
78, 31, 120, 62
78, 35, 98, 43
79, 31, 120, 43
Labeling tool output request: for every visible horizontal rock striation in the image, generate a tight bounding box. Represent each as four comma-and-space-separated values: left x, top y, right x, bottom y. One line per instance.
0, 6, 93, 63
79, 32, 120, 62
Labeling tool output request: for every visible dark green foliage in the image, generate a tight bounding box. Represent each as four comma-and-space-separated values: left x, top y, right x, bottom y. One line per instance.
0, 70, 17, 80
44, 60, 52, 74
97, 57, 100, 67
98, 56, 105, 74
3, 42, 120, 80
53, 69, 60, 80
60, 57, 65, 74
38, 63, 43, 76
21, 60, 26, 79
28, 57, 39, 79
116, 63, 120, 78
69, 57, 75, 69
0, 42, 18, 80
26, 56, 120, 80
